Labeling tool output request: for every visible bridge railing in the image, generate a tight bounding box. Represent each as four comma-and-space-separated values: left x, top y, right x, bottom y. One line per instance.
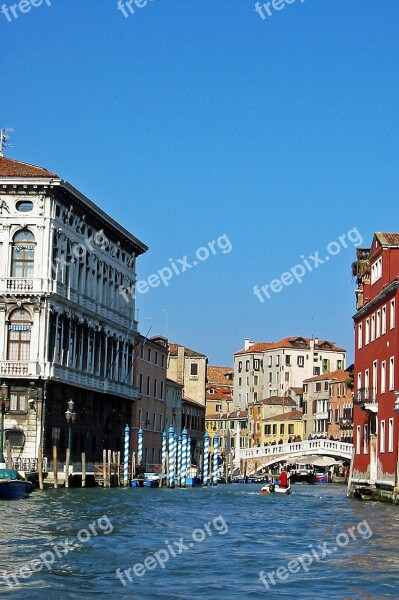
237, 439, 353, 462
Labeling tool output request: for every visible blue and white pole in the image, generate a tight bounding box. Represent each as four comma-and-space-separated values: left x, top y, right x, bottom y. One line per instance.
174, 434, 179, 486
213, 434, 219, 486
123, 424, 130, 486
181, 428, 188, 487
203, 432, 210, 486
161, 431, 167, 486
177, 435, 182, 487
138, 427, 143, 469
187, 436, 192, 481
168, 426, 175, 488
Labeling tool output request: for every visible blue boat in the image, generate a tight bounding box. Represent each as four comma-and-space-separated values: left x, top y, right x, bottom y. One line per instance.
0, 469, 33, 500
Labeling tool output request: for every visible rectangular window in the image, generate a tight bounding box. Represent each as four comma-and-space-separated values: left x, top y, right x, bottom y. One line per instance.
254, 392, 258, 402
356, 425, 361, 454
389, 357, 395, 390
315, 382, 322, 392
269, 373, 272, 383
146, 376, 150, 395
297, 356, 304, 367
268, 356, 272, 367
376, 310, 381, 338
280, 424, 284, 435
153, 379, 157, 398
254, 359, 260, 371
288, 424, 294, 435
190, 363, 198, 376
276, 372, 279, 383
153, 412, 156, 430
155, 351, 158, 365
371, 314, 375, 341
388, 418, 394, 453
371, 257, 382, 284
357, 372, 362, 392
160, 380, 164, 400
139, 373, 143, 394
238, 377, 242, 386
381, 362, 386, 394
373, 360, 378, 397
365, 318, 370, 344
159, 414, 163, 431
382, 305, 387, 334
358, 323, 363, 349
380, 420, 386, 453
285, 355, 291, 366
246, 360, 250, 371
285, 373, 289, 382
276, 355, 280, 367
238, 361, 242, 372
314, 367, 320, 376
138, 408, 142, 428
254, 375, 258, 385
390, 299, 395, 329
363, 424, 369, 454
147, 348, 151, 362
272, 424, 277, 435
264, 424, 271, 435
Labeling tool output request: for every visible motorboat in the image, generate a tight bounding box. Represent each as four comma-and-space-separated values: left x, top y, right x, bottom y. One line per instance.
260, 481, 292, 495
0, 469, 33, 500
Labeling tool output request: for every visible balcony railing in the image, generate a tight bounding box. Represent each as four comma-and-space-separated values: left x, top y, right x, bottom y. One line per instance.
354, 387, 378, 413
0, 277, 52, 293
0, 361, 42, 376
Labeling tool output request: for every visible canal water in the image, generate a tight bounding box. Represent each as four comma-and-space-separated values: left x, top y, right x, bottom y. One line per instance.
0, 484, 398, 599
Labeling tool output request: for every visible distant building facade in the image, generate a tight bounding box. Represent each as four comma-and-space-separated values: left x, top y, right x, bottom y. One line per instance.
132, 335, 168, 469
167, 343, 207, 406
234, 337, 346, 411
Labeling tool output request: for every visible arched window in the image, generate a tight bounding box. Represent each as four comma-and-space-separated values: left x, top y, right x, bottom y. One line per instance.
7, 309, 31, 361
11, 230, 35, 278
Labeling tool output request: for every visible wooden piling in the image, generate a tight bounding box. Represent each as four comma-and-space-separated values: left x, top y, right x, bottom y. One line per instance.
65, 448, 70, 489
107, 450, 112, 487
5, 440, 12, 469
82, 452, 86, 488
116, 451, 121, 487
38, 444, 44, 490
103, 450, 107, 488
53, 445, 58, 489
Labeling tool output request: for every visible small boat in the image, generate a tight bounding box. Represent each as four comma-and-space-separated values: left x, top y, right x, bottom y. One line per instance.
260, 482, 292, 496
0, 469, 33, 500
315, 471, 332, 484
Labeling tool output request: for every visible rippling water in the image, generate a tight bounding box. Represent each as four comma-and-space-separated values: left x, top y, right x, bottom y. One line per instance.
0, 484, 398, 599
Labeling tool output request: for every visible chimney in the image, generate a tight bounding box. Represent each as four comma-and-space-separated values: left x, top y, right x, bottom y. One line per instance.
314, 337, 319, 346
177, 346, 185, 385
244, 338, 251, 351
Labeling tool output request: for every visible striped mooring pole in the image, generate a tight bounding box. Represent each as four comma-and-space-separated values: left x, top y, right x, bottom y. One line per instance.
161, 430, 167, 484
203, 431, 210, 486
138, 427, 144, 469
187, 436, 191, 480
174, 434, 179, 486
168, 426, 175, 488
181, 428, 188, 487
177, 435, 182, 487
123, 425, 130, 486
213, 434, 219, 486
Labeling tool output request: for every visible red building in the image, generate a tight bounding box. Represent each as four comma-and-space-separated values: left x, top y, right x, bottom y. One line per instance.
350, 233, 399, 502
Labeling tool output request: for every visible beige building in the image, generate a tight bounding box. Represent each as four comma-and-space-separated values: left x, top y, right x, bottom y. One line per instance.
206, 365, 234, 418
167, 343, 207, 406
164, 378, 183, 437
234, 337, 346, 411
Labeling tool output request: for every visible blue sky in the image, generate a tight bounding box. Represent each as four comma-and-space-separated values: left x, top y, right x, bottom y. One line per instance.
2, 1, 399, 365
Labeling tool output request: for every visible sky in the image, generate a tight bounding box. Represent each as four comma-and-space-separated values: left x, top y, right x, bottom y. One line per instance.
1, 0, 399, 366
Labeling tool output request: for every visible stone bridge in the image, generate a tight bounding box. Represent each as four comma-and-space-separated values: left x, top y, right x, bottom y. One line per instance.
235, 440, 353, 474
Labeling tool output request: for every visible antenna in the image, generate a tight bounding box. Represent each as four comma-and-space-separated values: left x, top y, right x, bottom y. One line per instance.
0, 128, 13, 157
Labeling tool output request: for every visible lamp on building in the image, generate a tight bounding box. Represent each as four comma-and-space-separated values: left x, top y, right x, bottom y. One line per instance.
65, 399, 77, 455
0, 382, 10, 467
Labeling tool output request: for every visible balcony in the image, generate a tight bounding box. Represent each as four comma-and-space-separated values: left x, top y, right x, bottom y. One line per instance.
0, 277, 52, 294
313, 411, 329, 420
0, 361, 42, 377
354, 387, 378, 414
51, 364, 139, 401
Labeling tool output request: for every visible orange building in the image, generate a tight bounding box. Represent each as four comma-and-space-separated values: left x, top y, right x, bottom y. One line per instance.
327, 368, 353, 443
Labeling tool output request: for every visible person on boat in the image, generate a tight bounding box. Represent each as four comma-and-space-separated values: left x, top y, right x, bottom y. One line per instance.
279, 469, 289, 489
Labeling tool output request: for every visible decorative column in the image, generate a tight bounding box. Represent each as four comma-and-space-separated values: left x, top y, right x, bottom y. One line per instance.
138, 427, 143, 470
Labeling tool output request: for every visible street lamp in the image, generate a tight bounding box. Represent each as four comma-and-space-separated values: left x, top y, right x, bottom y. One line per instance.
65, 399, 77, 456
0, 382, 10, 468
